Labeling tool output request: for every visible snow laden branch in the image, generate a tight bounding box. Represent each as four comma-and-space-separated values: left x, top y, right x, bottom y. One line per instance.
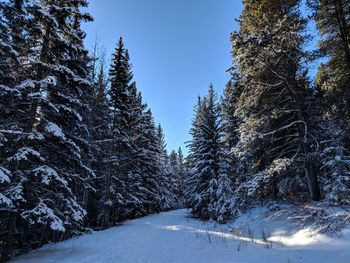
257, 120, 308, 141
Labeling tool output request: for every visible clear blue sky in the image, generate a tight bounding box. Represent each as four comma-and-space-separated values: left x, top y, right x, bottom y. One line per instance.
82, 0, 242, 155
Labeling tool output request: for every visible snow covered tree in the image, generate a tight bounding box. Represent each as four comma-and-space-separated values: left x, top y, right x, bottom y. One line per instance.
308, 0, 350, 104
138, 109, 163, 213
156, 126, 182, 210
104, 37, 133, 225
0, 0, 95, 257
0, 1, 22, 222
0, 1, 178, 260
318, 124, 350, 205
221, 79, 242, 190
0, 1, 18, 86
307, 0, 350, 205
107, 38, 171, 222
83, 45, 112, 228
177, 147, 185, 176
169, 150, 180, 174
186, 85, 230, 221
185, 98, 203, 211
0, 2, 41, 259
230, 0, 321, 208
123, 84, 161, 218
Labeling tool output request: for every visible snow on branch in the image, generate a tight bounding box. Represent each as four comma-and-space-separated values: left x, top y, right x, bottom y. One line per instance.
7, 147, 44, 162
33, 165, 68, 188
0, 166, 11, 184
21, 200, 66, 232
46, 122, 67, 140
258, 120, 307, 141
0, 193, 13, 208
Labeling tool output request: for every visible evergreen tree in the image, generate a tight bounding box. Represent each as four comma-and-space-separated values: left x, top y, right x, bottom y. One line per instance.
308, 0, 350, 96
185, 97, 204, 212
1, 0, 95, 257
0, 2, 179, 260
106, 37, 134, 224
177, 147, 185, 177
138, 109, 162, 213
221, 79, 241, 190
186, 85, 227, 221
307, 0, 350, 205
231, 0, 321, 208
156, 126, 181, 210
169, 150, 180, 174
108, 37, 165, 220
85, 47, 112, 228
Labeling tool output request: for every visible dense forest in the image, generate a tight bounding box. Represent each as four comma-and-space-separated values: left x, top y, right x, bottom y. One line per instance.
1, 0, 350, 262
0, 0, 184, 261
185, 0, 350, 223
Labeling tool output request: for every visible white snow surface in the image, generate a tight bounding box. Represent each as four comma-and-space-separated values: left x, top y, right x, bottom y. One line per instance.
11, 209, 350, 263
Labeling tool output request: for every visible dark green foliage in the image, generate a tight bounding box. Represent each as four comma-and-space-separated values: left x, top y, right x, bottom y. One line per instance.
186, 85, 231, 221
0, 3, 181, 261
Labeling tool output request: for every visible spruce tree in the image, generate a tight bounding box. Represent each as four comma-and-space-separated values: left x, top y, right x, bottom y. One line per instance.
106, 37, 134, 224
185, 97, 204, 212
108, 37, 163, 221
138, 109, 162, 213
0, 1, 179, 260
156, 126, 181, 210
186, 85, 225, 220
85, 48, 112, 227
221, 80, 241, 190
169, 150, 180, 174
308, 0, 350, 205
231, 0, 321, 207
177, 147, 185, 177
1, 0, 95, 255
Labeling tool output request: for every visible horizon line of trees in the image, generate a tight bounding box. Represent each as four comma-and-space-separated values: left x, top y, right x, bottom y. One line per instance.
185, 0, 350, 223
0, 1, 185, 261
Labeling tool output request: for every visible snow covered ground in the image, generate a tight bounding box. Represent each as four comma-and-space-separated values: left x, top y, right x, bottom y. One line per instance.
11, 209, 350, 263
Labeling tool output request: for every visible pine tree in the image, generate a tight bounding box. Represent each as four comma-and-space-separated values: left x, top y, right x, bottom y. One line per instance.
186, 85, 225, 220
307, 0, 350, 205
107, 37, 163, 221
0, 0, 95, 256
185, 97, 204, 212
138, 109, 162, 213
123, 83, 159, 218
177, 147, 185, 176
221, 79, 241, 190
85, 46, 112, 228
169, 150, 179, 174
0, 2, 40, 259
0, 2, 178, 260
176, 147, 186, 203
0, 0, 20, 218
156, 126, 181, 210
308, 0, 350, 84
231, 0, 321, 208
106, 37, 134, 224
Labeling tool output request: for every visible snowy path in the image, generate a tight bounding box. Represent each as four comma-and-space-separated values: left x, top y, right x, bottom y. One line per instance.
12, 209, 350, 263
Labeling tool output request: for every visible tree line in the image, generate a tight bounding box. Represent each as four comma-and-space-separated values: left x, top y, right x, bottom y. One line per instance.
0, 0, 184, 261
185, 0, 350, 222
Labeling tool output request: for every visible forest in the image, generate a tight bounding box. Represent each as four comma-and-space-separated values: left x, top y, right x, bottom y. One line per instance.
1, 0, 350, 262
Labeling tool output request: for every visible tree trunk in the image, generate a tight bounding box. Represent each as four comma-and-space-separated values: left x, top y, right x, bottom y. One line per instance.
305, 156, 321, 201
286, 62, 321, 202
